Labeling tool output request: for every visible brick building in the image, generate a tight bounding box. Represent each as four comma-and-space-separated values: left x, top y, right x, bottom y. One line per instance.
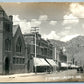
24, 33, 57, 72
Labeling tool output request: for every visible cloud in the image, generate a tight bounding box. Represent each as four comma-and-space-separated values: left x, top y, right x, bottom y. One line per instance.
42, 31, 60, 40
70, 3, 84, 18
82, 24, 84, 29
13, 15, 20, 22
13, 15, 31, 34
42, 30, 80, 42
49, 21, 57, 25
13, 15, 41, 34
65, 27, 71, 30
60, 34, 79, 42
39, 15, 48, 21
30, 19, 41, 27
62, 14, 79, 25
58, 30, 70, 36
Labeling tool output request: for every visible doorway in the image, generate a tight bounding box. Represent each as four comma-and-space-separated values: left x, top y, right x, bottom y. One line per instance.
5, 57, 10, 74
27, 60, 30, 72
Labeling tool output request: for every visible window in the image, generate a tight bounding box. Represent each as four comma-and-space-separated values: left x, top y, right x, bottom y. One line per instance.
41, 48, 43, 55
13, 57, 15, 64
31, 45, 35, 53
22, 58, 25, 64
5, 39, 11, 51
27, 46, 30, 55
16, 58, 18, 64
31, 40, 33, 44
4, 23, 11, 32
13, 57, 25, 64
44, 48, 47, 55
0, 11, 3, 17
16, 37, 22, 53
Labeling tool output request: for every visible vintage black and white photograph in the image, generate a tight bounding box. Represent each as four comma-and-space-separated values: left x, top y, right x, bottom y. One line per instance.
0, 2, 84, 82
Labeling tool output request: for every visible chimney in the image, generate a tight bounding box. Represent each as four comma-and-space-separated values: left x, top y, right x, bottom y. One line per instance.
9, 15, 13, 21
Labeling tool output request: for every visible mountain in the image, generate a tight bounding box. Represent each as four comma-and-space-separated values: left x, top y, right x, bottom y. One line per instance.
49, 36, 84, 67
65, 35, 84, 66
49, 39, 65, 50
49, 39, 66, 62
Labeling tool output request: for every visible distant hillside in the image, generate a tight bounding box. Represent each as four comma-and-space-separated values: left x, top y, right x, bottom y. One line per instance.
49, 36, 84, 66
66, 36, 84, 47
49, 39, 66, 61
49, 39, 65, 50
65, 35, 84, 66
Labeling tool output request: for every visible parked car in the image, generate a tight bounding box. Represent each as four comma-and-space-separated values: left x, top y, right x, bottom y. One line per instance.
77, 66, 83, 73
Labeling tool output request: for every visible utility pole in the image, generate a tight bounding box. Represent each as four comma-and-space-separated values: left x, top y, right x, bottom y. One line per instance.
55, 47, 57, 61
31, 27, 39, 74
55, 46, 57, 72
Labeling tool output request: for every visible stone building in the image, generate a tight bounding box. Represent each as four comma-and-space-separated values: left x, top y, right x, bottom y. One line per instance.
0, 6, 13, 74
12, 25, 26, 73
0, 6, 26, 74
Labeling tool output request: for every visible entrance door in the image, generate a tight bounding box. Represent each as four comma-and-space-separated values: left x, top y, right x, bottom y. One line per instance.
27, 60, 30, 72
5, 57, 10, 74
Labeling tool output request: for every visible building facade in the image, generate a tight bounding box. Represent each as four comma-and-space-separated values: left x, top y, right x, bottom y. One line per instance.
0, 6, 27, 74
0, 6, 13, 74
23, 33, 56, 72
0, 6, 57, 74
12, 25, 26, 73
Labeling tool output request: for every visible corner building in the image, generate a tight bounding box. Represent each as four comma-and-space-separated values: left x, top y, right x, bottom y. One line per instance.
24, 33, 57, 73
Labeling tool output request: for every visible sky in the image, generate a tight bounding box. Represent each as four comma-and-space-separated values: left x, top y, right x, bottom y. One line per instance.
0, 0, 84, 2
0, 2, 84, 42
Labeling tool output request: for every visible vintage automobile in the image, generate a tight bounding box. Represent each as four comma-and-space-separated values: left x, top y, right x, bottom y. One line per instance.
77, 66, 83, 73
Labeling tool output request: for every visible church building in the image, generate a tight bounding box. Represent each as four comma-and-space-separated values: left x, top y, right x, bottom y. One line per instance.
0, 6, 26, 74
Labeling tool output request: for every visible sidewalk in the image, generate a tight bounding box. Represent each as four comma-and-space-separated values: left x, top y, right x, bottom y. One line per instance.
0, 72, 50, 78
0, 73, 35, 78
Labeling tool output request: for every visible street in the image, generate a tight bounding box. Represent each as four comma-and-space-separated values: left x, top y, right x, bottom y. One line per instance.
0, 70, 84, 82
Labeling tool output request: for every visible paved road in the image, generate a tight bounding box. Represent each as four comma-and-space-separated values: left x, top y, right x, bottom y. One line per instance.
0, 70, 84, 82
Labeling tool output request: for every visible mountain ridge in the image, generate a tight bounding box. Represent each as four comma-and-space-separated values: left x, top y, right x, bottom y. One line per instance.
49, 35, 84, 66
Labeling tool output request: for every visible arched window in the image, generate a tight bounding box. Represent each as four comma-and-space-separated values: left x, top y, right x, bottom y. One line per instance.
5, 39, 11, 51
16, 37, 22, 53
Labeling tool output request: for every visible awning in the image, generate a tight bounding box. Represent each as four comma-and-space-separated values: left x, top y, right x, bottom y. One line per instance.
33, 57, 50, 66
71, 64, 79, 68
61, 63, 68, 67
46, 59, 57, 66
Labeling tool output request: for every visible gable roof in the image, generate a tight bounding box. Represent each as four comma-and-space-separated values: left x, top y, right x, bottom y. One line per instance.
13, 24, 25, 47
0, 5, 4, 11
0, 5, 9, 20
13, 25, 19, 36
